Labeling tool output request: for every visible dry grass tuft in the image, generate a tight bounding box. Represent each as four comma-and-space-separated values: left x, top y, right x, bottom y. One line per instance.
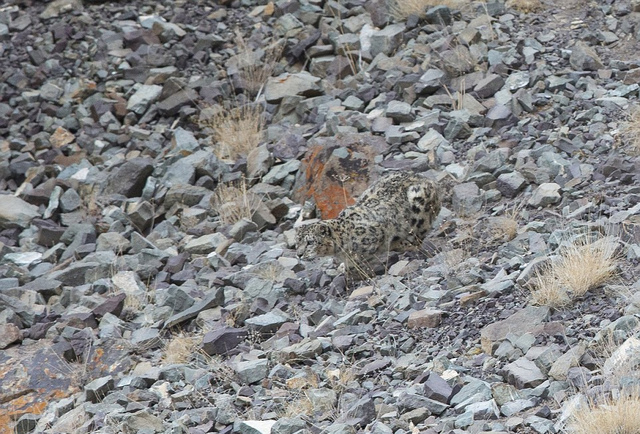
163, 334, 198, 364
567, 391, 640, 434
200, 104, 264, 161
234, 32, 283, 98
529, 236, 619, 308
506, 0, 544, 13
281, 393, 315, 418
211, 178, 262, 225
619, 105, 640, 156
388, 0, 467, 21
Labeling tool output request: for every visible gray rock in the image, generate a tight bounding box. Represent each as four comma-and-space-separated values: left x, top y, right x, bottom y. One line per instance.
385, 100, 414, 123
504, 357, 547, 388
164, 287, 225, 328
423, 372, 454, 403
121, 410, 164, 433
127, 200, 154, 231
127, 84, 163, 115
0, 323, 22, 349
234, 421, 277, 434
202, 327, 248, 355
481, 306, 550, 354
59, 188, 81, 212
48, 261, 105, 286
603, 336, 640, 376
184, 233, 229, 254
370, 24, 405, 57
265, 72, 323, 103
344, 395, 376, 425
0, 195, 39, 229
96, 232, 131, 253
548, 343, 586, 381
84, 375, 115, 403
235, 358, 269, 384
277, 339, 323, 362
524, 415, 555, 433
452, 182, 483, 216
103, 158, 154, 198
497, 171, 527, 198
156, 285, 195, 312
40, 0, 83, 19
172, 127, 200, 153
245, 311, 288, 335
450, 378, 492, 407
272, 417, 307, 434
425, 5, 453, 25
130, 327, 162, 349
474, 73, 505, 98
528, 183, 561, 207
417, 68, 446, 94
501, 398, 537, 417
570, 41, 604, 71
247, 144, 274, 181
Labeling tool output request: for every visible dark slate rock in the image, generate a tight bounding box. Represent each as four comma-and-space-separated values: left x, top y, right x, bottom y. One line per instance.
85, 375, 115, 403
423, 372, 454, 403
202, 327, 248, 355
92, 292, 126, 318
164, 287, 225, 328
103, 158, 154, 198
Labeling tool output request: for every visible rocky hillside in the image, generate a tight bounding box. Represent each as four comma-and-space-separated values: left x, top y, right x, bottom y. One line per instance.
1, 0, 640, 432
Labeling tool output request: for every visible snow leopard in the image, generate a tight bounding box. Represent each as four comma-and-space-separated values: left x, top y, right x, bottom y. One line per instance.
296, 172, 441, 265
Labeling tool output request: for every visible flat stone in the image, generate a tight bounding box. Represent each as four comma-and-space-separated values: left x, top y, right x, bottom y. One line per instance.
528, 183, 561, 207
235, 359, 269, 384
452, 182, 483, 216
570, 41, 604, 71
497, 171, 527, 198
184, 233, 229, 254
103, 158, 154, 198
423, 372, 454, 404
548, 342, 587, 381
417, 129, 449, 151
385, 100, 414, 123
202, 327, 248, 355
474, 73, 505, 98
126, 84, 162, 115
369, 23, 405, 57
425, 5, 453, 25
235, 420, 277, 434
130, 327, 162, 349
0, 323, 22, 349
0, 195, 40, 229
407, 309, 444, 328
503, 357, 547, 389
84, 375, 115, 403
480, 306, 550, 354
164, 287, 225, 328
272, 417, 307, 434
265, 72, 323, 103
245, 311, 288, 335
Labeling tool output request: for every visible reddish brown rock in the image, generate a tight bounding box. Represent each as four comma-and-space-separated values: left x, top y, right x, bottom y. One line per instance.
292, 133, 387, 219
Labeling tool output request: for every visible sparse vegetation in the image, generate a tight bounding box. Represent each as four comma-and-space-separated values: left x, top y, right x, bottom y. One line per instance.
388, 0, 466, 21
567, 391, 640, 434
619, 105, 640, 156
163, 334, 198, 364
200, 103, 264, 161
211, 178, 262, 225
233, 32, 284, 99
529, 235, 619, 308
506, 0, 543, 13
